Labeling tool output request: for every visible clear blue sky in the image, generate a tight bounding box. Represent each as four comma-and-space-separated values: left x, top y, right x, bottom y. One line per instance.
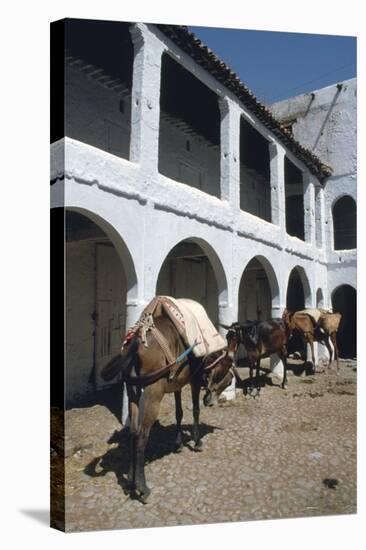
188, 26, 356, 104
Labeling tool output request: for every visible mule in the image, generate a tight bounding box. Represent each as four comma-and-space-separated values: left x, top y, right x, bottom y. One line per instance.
282, 308, 341, 373
221, 319, 289, 392
101, 314, 233, 503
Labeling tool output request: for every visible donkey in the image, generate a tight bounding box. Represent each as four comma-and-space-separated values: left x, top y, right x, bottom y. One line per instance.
282, 308, 341, 373
221, 319, 289, 391
101, 314, 233, 503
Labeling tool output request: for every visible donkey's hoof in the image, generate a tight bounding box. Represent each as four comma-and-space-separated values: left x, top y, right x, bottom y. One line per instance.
194, 440, 203, 452
136, 486, 151, 504
175, 443, 184, 453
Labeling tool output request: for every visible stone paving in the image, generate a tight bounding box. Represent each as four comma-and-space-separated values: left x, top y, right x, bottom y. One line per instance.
56, 359, 356, 532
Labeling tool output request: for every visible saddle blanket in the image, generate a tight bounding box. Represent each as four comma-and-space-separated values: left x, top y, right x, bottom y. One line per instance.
158, 296, 226, 358
296, 308, 332, 323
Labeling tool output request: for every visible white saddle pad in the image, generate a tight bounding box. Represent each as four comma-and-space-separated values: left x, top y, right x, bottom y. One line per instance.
162, 296, 226, 358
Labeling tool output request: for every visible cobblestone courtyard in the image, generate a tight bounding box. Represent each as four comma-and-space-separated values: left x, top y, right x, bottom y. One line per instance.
53, 360, 356, 532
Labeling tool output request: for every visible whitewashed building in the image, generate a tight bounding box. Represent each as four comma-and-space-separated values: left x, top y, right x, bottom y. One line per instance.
272, 78, 356, 360
50, 20, 356, 405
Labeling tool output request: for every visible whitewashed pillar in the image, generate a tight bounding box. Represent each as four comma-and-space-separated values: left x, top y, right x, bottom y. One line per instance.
303, 172, 316, 246
269, 142, 286, 230
219, 98, 241, 210
315, 183, 326, 249
129, 23, 166, 175
218, 300, 238, 401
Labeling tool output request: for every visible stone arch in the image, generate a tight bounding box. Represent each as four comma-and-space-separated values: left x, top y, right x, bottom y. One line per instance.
66, 206, 138, 301
286, 266, 312, 311
238, 255, 280, 321
332, 195, 356, 250
331, 284, 357, 358
156, 236, 228, 324
63, 206, 139, 404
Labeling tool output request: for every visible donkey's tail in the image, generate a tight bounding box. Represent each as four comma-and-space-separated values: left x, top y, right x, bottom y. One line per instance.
101, 339, 138, 381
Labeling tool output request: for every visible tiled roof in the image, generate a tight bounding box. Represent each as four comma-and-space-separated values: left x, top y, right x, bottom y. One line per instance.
157, 24, 332, 183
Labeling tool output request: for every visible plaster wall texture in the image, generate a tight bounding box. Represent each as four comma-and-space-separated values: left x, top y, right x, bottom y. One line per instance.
158, 118, 220, 197
65, 66, 131, 160
51, 23, 354, 400
272, 78, 357, 294
240, 165, 271, 221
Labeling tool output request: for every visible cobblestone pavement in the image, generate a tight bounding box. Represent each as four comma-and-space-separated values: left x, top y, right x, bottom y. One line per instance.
58, 359, 356, 532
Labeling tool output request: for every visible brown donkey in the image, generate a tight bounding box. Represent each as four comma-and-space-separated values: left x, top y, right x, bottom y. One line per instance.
282, 308, 341, 373
221, 319, 289, 391
101, 315, 233, 503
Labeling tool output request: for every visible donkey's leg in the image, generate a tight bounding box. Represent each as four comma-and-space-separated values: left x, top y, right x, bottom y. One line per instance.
248, 362, 254, 394
255, 358, 261, 396
126, 385, 140, 493
306, 334, 316, 373
134, 384, 163, 502
323, 335, 333, 369
281, 347, 288, 389
190, 381, 203, 451
174, 391, 184, 452
331, 332, 340, 375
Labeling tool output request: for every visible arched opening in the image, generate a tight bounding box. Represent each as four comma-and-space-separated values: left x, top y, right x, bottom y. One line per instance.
65, 209, 136, 407
333, 196, 356, 250
286, 267, 311, 359
156, 238, 226, 324
286, 267, 311, 311
332, 285, 357, 358
316, 288, 324, 308
238, 257, 279, 322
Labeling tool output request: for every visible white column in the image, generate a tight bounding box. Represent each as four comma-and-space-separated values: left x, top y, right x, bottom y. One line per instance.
219, 98, 241, 210
129, 23, 165, 175
303, 172, 316, 246
269, 142, 286, 230
315, 184, 326, 249
219, 301, 238, 401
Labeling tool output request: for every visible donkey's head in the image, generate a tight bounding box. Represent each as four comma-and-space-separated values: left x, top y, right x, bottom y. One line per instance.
202, 352, 233, 407
220, 322, 241, 357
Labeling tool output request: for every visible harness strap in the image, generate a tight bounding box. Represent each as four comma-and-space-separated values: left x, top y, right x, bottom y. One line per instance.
125, 348, 228, 387
150, 326, 176, 365
202, 350, 227, 372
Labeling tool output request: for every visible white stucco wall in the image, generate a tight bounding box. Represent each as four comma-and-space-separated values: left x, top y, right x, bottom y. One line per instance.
271, 78, 357, 300
66, 65, 131, 160
52, 22, 352, 401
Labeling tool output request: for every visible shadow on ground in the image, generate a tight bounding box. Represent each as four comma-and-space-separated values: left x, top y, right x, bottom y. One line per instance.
66, 383, 124, 422
84, 420, 220, 496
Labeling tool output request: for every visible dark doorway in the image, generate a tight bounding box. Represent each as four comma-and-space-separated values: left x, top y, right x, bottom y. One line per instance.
332, 285, 356, 358
333, 196, 356, 250
286, 268, 306, 312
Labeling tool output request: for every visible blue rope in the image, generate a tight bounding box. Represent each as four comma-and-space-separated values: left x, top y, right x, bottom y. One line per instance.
175, 340, 199, 364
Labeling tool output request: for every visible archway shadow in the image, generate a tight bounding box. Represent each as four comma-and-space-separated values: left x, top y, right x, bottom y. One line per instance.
66, 383, 124, 423
84, 420, 220, 497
